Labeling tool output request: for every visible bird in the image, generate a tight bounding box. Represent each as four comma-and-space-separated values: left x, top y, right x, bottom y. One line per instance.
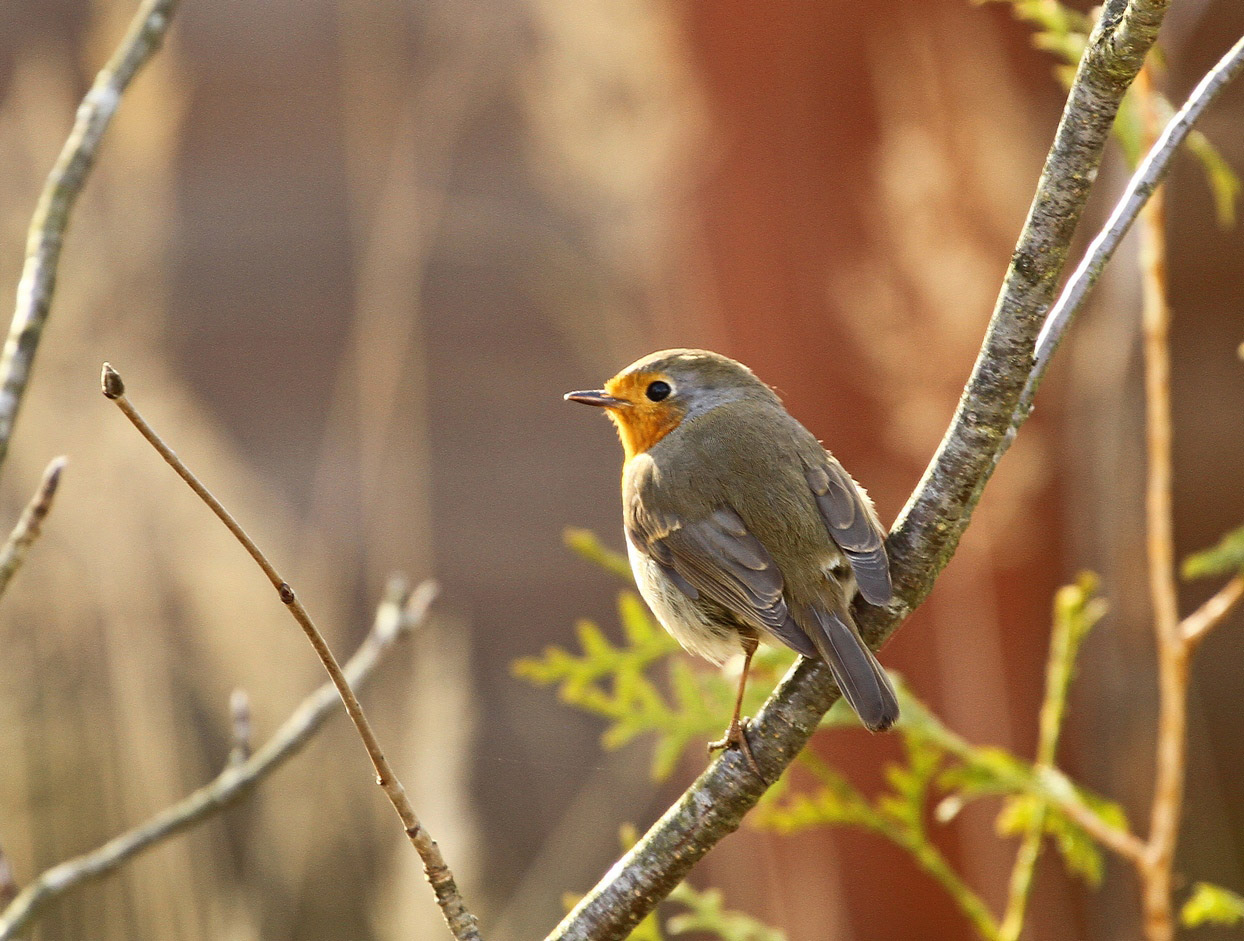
565, 348, 898, 775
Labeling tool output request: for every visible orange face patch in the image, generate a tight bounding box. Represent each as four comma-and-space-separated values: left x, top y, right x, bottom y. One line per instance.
602, 370, 684, 460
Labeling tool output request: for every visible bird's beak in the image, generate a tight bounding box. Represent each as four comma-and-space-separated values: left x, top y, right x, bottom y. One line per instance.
564, 389, 629, 408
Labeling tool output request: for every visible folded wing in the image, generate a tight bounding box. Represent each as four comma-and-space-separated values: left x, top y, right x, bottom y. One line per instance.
628, 506, 818, 659
803, 457, 893, 605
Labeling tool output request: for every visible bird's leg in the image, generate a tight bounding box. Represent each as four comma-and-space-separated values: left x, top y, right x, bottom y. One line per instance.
708, 632, 763, 781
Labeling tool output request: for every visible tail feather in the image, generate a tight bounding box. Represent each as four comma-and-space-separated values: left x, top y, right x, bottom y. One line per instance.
802, 606, 898, 731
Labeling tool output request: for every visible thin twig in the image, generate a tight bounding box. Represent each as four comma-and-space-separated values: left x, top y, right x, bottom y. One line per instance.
795, 751, 1001, 939
0, 847, 14, 909
932, 722, 1148, 867
546, 3, 1172, 936
0, 579, 436, 941
0, 457, 66, 600
0, 0, 178, 479
1009, 37, 1244, 940
1044, 779, 1148, 865
1012, 32, 1244, 433
1181, 575, 1244, 648
1135, 62, 1184, 941
999, 585, 1091, 940
882, 813, 1000, 939
100, 364, 483, 941
905, 835, 1001, 941
228, 689, 252, 768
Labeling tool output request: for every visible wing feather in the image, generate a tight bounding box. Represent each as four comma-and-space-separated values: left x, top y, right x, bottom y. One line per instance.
628, 504, 817, 659
804, 458, 893, 605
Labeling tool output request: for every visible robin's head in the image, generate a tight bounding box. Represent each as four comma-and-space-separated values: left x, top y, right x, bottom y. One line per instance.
564, 349, 777, 460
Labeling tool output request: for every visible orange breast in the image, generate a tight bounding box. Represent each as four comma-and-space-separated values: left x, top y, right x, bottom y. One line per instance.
612, 407, 681, 461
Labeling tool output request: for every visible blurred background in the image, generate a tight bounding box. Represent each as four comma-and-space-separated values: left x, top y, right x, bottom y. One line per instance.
0, 0, 1242, 938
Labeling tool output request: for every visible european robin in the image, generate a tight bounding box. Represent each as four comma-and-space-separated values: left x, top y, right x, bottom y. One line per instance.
566, 349, 898, 773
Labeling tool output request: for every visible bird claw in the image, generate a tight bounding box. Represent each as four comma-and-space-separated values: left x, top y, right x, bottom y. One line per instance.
708, 717, 765, 783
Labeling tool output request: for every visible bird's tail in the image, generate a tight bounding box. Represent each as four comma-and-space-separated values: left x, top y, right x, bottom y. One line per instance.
800, 605, 899, 731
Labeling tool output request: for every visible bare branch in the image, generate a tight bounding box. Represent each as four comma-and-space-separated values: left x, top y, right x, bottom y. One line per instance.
1000, 581, 1098, 941
0, 847, 15, 909
1016, 32, 1244, 426
1045, 779, 1147, 866
547, 2, 1175, 937
1012, 37, 1244, 940
0, 457, 65, 600
1134, 63, 1184, 941
0, 0, 178, 479
0, 579, 436, 941
228, 689, 252, 768
1182, 575, 1244, 648
101, 364, 483, 941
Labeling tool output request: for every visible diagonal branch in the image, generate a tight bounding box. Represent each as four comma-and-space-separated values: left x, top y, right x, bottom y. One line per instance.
546, 2, 1173, 938
1044, 779, 1147, 866
1182, 575, 1244, 649
1018, 31, 1244, 428
0, 457, 66, 600
0, 579, 436, 941
101, 365, 483, 941
0, 0, 178, 480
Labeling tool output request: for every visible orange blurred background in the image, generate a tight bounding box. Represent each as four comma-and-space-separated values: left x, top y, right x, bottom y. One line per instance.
0, 1, 1242, 938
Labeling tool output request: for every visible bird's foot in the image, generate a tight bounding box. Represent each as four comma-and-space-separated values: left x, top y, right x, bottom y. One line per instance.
708, 717, 765, 783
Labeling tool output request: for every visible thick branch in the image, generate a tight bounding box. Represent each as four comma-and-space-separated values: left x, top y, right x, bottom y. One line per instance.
547, 3, 1171, 938
101, 365, 483, 941
0, 580, 435, 940
0, 0, 177, 479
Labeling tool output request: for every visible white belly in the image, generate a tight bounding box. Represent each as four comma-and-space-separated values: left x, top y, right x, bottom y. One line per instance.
627, 538, 740, 665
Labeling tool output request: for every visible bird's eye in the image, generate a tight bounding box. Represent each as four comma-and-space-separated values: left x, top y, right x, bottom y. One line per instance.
645, 380, 672, 402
